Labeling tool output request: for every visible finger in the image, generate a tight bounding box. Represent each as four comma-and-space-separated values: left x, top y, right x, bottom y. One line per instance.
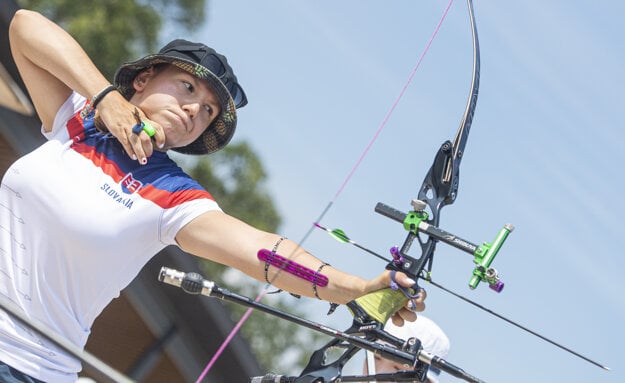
131, 112, 162, 155
130, 121, 155, 158
393, 271, 418, 288
116, 133, 138, 161
138, 131, 154, 158
149, 120, 166, 150
418, 288, 427, 301
390, 313, 405, 327
405, 288, 426, 312
400, 307, 418, 322
390, 308, 418, 327
128, 131, 149, 165
405, 295, 426, 313
100, 116, 141, 161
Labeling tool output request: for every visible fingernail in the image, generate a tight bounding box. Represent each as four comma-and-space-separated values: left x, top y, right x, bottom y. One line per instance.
140, 158, 147, 165
406, 278, 416, 285
131, 154, 137, 160
158, 142, 165, 149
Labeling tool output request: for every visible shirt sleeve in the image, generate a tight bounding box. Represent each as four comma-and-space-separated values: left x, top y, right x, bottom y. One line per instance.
42, 92, 87, 143
159, 198, 222, 245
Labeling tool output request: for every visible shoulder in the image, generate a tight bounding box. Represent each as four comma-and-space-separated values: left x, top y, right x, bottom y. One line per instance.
133, 157, 217, 208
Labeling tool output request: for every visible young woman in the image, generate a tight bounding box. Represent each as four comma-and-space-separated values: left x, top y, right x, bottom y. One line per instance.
1, 9, 424, 382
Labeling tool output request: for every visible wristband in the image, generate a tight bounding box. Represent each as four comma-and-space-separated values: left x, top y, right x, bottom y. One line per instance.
91, 85, 118, 109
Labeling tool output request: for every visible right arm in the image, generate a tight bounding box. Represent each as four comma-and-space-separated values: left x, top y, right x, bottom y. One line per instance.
8, 9, 163, 159
9, 9, 112, 131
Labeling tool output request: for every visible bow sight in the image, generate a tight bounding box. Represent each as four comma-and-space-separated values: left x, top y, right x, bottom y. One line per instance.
375, 199, 513, 292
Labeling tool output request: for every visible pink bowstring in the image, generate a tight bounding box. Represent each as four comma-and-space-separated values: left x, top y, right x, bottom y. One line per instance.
196, 1, 455, 380
195, 290, 267, 383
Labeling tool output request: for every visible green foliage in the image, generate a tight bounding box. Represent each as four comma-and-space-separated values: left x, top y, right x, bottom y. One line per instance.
188, 142, 282, 233
17, 0, 205, 80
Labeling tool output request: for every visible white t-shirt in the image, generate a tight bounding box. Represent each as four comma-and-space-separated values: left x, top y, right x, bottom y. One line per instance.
0, 92, 221, 382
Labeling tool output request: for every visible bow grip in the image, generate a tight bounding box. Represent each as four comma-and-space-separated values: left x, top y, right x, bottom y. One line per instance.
349, 288, 410, 324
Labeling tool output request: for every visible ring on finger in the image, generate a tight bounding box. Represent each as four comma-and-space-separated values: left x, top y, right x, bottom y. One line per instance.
132, 121, 156, 137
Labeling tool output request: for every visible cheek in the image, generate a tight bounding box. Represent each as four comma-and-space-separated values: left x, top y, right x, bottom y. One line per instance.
164, 124, 205, 150
136, 94, 170, 118
375, 358, 399, 373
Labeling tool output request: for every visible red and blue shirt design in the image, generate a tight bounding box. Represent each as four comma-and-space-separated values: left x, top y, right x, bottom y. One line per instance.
0, 92, 221, 383
68, 102, 214, 210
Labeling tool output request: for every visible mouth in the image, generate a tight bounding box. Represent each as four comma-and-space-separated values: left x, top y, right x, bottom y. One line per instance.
171, 111, 190, 132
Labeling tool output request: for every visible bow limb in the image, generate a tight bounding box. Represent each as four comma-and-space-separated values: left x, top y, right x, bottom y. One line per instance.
419, 0, 481, 218
379, 0, 482, 291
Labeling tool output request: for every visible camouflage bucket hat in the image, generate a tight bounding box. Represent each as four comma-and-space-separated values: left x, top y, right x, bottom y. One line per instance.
114, 39, 247, 155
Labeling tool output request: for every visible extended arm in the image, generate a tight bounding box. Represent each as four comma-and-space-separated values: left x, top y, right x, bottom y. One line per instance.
176, 210, 424, 313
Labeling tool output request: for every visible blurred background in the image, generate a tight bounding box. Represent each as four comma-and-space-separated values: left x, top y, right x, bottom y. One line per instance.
2, 1, 623, 382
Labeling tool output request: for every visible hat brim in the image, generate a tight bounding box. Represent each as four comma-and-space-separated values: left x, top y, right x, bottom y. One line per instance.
114, 55, 237, 155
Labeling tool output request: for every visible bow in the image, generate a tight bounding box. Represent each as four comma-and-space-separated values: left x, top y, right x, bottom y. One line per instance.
385, 0, 484, 291
158, 0, 609, 381
162, 1, 491, 381
278, 0, 493, 380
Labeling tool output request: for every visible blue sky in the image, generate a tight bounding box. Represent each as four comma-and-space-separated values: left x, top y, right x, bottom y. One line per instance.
172, 1, 624, 381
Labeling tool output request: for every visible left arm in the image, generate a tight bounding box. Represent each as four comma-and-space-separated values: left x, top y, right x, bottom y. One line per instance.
176, 210, 422, 308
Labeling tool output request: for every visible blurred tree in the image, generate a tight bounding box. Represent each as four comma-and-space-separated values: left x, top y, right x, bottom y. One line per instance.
188, 142, 282, 232
17, 0, 205, 80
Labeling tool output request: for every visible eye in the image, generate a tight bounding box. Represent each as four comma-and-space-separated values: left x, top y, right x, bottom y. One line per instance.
183, 81, 213, 115
183, 81, 194, 92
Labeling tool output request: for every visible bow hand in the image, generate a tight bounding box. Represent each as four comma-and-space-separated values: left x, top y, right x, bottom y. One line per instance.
347, 271, 423, 326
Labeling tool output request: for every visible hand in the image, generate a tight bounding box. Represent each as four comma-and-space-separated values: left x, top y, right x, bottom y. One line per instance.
384, 270, 426, 325
96, 92, 166, 164
354, 270, 426, 325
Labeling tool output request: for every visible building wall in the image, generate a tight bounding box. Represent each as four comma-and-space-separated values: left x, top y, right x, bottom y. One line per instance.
85, 294, 187, 383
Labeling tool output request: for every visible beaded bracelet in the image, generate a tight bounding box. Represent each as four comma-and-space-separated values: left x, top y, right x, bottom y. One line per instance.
313, 263, 339, 315
312, 263, 330, 300
263, 237, 285, 286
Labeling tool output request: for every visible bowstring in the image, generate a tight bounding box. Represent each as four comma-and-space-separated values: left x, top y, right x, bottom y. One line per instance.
196, 1, 455, 381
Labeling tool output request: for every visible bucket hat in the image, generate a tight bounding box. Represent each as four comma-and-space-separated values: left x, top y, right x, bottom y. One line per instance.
114, 39, 247, 154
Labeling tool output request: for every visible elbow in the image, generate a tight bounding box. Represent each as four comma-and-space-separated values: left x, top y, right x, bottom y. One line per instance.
9, 9, 40, 45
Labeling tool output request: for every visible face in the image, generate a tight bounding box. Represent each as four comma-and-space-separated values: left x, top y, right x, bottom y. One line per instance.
130, 65, 222, 150
375, 354, 416, 376
363, 355, 432, 383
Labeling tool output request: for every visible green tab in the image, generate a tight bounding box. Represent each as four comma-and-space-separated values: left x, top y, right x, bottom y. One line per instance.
353, 288, 409, 324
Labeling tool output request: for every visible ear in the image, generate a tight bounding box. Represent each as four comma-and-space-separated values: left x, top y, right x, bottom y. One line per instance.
133, 67, 157, 92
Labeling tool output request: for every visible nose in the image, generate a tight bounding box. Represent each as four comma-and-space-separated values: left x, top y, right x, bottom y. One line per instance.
182, 102, 201, 119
